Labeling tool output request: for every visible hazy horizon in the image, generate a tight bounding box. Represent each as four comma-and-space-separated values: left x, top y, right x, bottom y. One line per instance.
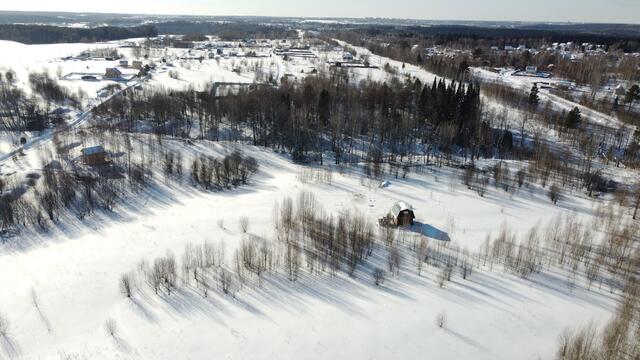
1, 0, 640, 25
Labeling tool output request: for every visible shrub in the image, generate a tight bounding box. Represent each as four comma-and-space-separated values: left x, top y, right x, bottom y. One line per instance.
436, 312, 447, 328
105, 318, 118, 337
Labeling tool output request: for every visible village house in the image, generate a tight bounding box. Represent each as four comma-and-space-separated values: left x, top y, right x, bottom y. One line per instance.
104, 68, 122, 79
342, 52, 354, 61
131, 60, 143, 70
386, 201, 416, 227
119, 60, 129, 67
81, 145, 109, 165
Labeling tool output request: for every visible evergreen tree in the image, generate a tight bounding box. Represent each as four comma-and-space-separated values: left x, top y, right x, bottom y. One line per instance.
625, 84, 639, 110
529, 83, 540, 106
565, 107, 582, 129
318, 89, 331, 126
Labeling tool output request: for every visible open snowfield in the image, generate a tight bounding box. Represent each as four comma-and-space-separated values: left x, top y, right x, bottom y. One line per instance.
0, 40, 135, 99
0, 141, 619, 360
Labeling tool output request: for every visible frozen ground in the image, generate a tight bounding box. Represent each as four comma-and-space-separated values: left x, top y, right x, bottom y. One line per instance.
470, 67, 629, 130
0, 142, 620, 360
0, 37, 633, 360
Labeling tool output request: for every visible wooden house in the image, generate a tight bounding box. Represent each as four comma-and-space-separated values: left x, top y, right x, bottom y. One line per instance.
81, 145, 108, 165
386, 201, 415, 227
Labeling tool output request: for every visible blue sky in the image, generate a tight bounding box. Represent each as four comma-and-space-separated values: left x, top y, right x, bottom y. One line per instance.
2, 0, 639, 24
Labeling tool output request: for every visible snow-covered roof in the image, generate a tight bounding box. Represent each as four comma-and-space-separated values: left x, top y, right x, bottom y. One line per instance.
81, 145, 105, 155
389, 201, 413, 218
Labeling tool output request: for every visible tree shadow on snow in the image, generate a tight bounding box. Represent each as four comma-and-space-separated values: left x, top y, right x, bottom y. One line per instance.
0, 336, 20, 359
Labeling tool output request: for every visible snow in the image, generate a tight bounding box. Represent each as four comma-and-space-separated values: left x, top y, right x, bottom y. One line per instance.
470, 67, 630, 130
0, 40, 132, 101
0, 142, 619, 360
0, 37, 632, 360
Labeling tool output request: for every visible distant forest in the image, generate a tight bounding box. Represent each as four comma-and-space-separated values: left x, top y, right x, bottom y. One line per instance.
153, 21, 298, 40
339, 25, 640, 52
0, 24, 157, 44
0, 21, 296, 44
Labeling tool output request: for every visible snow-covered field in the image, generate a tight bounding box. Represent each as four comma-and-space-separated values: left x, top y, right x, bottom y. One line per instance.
0, 142, 618, 360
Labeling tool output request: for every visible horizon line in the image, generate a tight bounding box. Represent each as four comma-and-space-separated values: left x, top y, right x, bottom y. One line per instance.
0, 9, 638, 26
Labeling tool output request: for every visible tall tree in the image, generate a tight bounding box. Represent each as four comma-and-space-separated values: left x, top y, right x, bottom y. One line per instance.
529, 83, 540, 106
565, 107, 582, 129
625, 84, 639, 110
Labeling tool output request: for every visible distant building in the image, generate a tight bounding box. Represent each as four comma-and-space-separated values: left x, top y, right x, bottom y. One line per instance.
525, 66, 538, 74
81, 145, 108, 165
342, 52, 354, 61
119, 60, 129, 67
131, 60, 143, 70
104, 68, 122, 79
615, 84, 627, 96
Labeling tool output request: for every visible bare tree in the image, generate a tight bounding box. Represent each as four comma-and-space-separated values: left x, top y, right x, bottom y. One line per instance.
436, 312, 447, 328
438, 267, 450, 288
0, 312, 8, 337
633, 184, 640, 220
120, 273, 133, 298
239, 216, 249, 233
387, 246, 401, 276
373, 267, 385, 286
549, 184, 561, 204
218, 267, 234, 295
104, 318, 118, 337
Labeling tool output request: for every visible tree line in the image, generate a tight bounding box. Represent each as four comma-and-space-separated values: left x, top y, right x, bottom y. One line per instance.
0, 24, 157, 44
93, 73, 484, 163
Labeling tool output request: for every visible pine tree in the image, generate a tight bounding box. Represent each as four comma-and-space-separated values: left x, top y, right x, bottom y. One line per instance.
565, 107, 582, 129
318, 89, 330, 126
625, 84, 639, 110
529, 83, 540, 106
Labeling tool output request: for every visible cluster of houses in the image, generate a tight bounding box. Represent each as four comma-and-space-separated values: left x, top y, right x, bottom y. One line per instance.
104, 59, 148, 80
192, 39, 277, 59
424, 46, 473, 58
489, 41, 639, 61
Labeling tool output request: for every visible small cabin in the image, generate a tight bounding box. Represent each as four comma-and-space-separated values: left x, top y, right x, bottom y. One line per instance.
525, 66, 538, 74
119, 60, 129, 67
131, 60, 143, 70
81, 145, 108, 165
388, 201, 415, 227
